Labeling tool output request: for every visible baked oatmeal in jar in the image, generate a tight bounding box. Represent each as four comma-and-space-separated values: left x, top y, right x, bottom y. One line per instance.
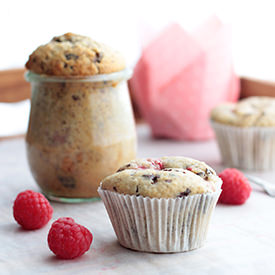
25, 33, 136, 202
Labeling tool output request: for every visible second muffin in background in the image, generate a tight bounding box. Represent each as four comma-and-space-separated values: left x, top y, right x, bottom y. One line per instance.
98, 157, 222, 253
211, 96, 275, 171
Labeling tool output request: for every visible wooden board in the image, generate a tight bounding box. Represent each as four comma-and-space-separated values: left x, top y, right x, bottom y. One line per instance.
0, 68, 30, 102
1, 67, 275, 107
240, 77, 275, 98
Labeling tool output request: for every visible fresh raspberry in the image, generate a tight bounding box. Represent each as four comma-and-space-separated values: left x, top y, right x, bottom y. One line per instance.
48, 217, 93, 259
218, 168, 252, 205
13, 190, 53, 230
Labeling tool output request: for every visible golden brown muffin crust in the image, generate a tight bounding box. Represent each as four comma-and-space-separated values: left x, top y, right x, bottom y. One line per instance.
26, 33, 125, 76
211, 97, 275, 127
101, 157, 222, 198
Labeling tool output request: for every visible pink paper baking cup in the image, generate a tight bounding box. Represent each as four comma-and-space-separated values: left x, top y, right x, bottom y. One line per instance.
98, 187, 221, 253
211, 121, 275, 171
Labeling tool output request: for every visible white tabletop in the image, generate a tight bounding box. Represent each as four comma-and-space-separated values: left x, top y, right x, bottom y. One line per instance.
1, 124, 275, 275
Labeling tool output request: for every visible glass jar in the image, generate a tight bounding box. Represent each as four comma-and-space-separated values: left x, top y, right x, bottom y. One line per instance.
25, 69, 136, 203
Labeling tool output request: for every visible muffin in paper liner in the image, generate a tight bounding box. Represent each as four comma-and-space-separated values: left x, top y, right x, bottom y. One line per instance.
211, 121, 275, 171
98, 187, 221, 253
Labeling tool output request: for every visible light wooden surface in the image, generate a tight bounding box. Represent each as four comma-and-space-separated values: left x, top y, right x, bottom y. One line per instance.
0, 124, 274, 275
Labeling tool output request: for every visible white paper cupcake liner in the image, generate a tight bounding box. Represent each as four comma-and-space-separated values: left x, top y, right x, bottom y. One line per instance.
211, 121, 275, 171
98, 187, 221, 253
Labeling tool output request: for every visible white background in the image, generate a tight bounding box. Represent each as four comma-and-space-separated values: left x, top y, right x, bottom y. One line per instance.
1, 0, 275, 81
1, 0, 275, 136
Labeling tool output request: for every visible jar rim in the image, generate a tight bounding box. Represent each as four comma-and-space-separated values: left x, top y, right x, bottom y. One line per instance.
25, 68, 133, 83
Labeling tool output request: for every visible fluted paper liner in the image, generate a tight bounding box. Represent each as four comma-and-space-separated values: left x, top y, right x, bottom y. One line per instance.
98, 188, 221, 253
211, 121, 275, 171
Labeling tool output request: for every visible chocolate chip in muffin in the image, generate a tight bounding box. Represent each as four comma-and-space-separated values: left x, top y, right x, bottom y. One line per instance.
206, 168, 213, 175
113, 186, 117, 192
136, 185, 139, 195
204, 168, 213, 180
53, 37, 62, 42
94, 52, 103, 63
177, 188, 191, 197
142, 174, 160, 184
65, 53, 79, 60
151, 175, 160, 184
72, 95, 80, 101
196, 172, 205, 177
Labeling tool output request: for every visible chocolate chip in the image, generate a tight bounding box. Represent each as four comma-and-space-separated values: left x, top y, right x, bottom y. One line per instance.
32, 57, 36, 63
58, 176, 76, 189
151, 175, 160, 184
142, 174, 160, 184
163, 168, 173, 172
70, 66, 74, 70
94, 52, 103, 63
113, 186, 117, 192
136, 186, 139, 194
53, 37, 62, 42
65, 53, 79, 60
126, 164, 131, 167
206, 168, 212, 175
72, 95, 80, 101
196, 172, 205, 177
177, 188, 191, 197
64, 63, 68, 68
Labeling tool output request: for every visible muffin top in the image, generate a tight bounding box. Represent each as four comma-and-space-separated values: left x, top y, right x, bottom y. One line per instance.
100, 157, 222, 199
25, 33, 125, 76
211, 96, 275, 127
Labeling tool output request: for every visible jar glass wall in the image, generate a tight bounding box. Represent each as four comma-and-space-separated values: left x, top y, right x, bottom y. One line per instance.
25, 69, 136, 203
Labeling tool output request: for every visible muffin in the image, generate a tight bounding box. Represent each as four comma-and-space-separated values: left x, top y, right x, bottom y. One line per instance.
98, 157, 222, 253
211, 96, 275, 171
26, 32, 125, 76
